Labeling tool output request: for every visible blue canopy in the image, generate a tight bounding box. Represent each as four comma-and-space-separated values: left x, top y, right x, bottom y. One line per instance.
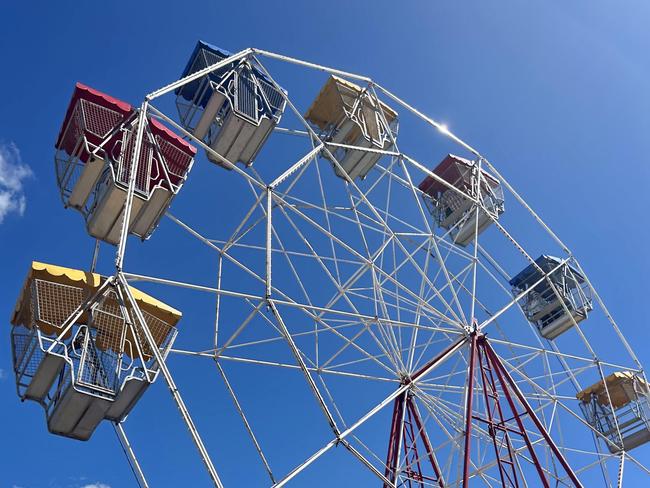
175, 41, 285, 118
179, 41, 233, 81
509, 255, 585, 290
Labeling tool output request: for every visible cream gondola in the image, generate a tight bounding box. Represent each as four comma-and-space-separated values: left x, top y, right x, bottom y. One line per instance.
578, 372, 650, 452
305, 75, 398, 181
10, 262, 181, 440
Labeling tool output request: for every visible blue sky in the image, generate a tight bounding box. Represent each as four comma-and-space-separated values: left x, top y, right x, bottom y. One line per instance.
1, 1, 650, 487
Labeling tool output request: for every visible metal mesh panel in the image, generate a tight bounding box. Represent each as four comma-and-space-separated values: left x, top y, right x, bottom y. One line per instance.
58, 100, 124, 158
14, 273, 178, 409
234, 70, 258, 121
443, 162, 473, 194
114, 130, 153, 196
58, 104, 85, 157
144, 311, 176, 354
76, 328, 120, 395
435, 190, 470, 226
480, 182, 505, 217
33, 280, 85, 333
329, 87, 393, 150
93, 293, 127, 354
11, 326, 42, 379
80, 99, 124, 140
154, 135, 193, 189
56, 107, 86, 200
201, 48, 226, 69
257, 76, 284, 116
29, 277, 175, 364
56, 155, 85, 200
11, 324, 69, 403
71, 291, 127, 395
337, 82, 361, 117
127, 309, 176, 362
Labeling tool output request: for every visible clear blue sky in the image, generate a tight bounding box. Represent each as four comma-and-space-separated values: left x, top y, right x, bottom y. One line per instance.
1, 1, 650, 487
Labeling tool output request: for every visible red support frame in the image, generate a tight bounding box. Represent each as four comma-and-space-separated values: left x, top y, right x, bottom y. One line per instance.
384, 391, 445, 488
383, 339, 466, 487
385, 391, 408, 485
475, 342, 519, 487
461, 334, 584, 488
482, 339, 583, 487
382, 334, 584, 488
462, 333, 478, 486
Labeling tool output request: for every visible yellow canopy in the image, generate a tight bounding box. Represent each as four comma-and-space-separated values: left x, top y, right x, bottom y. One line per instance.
576, 372, 649, 409
11, 261, 181, 357
305, 75, 397, 144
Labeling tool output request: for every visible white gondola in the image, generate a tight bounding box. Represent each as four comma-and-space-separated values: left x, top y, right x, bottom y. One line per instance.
55, 83, 196, 245
419, 154, 504, 247
509, 255, 593, 340
176, 41, 286, 168
578, 372, 650, 452
305, 75, 398, 181
10, 262, 181, 440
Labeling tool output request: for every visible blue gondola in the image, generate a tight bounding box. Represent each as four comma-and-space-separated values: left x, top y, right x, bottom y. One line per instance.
509, 255, 593, 340
175, 41, 286, 168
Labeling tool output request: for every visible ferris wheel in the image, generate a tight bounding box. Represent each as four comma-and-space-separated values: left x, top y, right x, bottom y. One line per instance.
9, 41, 650, 487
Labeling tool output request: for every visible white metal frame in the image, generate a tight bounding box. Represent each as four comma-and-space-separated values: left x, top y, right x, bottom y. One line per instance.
65, 46, 649, 487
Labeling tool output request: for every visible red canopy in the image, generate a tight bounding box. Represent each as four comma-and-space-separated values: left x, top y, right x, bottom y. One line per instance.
55, 82, 196, 194
418, 154, 500, 196
148, 117, 196, 189
55, 82, 134, 151
149, 117, 196, 157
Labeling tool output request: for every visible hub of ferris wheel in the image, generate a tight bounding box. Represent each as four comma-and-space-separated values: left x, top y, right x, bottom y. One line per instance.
8, 40, 650, 487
